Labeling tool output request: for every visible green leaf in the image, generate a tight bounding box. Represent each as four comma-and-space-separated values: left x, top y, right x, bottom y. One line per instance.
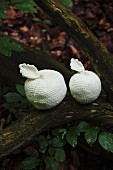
55, 148, 66, 162
0, 43, 11, 56
4, 92, 23, 102
11, 0, 36, 5
44, 156, 58, 170
11, 0, 37, 13
59, 0, 73, 8
10, 42, 24, 52
66, 127, 80, 147
85, 127, 99, 145
0, 35, 24, 57
33, 17, 41, 22
0, 10, 8, 19
42, 29, 47, 33
21, 156, 40, 170
15, 4, 36, 13
78, 121, 90, 132
66, 132, 77, 147
0, 2, 10, 11
37, 135, 48, 153
43, 19, 52, 26
48, 146, 55, 155
16, 84, 26, 96
99, 132, 113, 152
50, 137, 64, 147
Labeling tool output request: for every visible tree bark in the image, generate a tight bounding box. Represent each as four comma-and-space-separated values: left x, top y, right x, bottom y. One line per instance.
36, 0, 113, 102
0, 94, 113, 158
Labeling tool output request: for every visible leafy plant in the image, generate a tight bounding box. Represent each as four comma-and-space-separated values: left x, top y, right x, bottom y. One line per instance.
0, 35, 24, 57
66, 121, 113, 153
0, 0, 36, 21
4, 84, 31, 115
11, 0, 37, 13
0, 2, 10, 25
19, 121, 113, 169
36, 128, 66, 170
0, 0, 73, 57
0, 0, 36, 57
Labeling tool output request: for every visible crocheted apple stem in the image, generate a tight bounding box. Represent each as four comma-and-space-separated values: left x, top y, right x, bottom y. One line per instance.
19, 63, 39, 79
70, 58, 85, 73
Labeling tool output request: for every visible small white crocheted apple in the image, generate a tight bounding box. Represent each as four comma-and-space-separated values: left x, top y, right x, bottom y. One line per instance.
19, 63, 67, 110
69, 58, 101, 104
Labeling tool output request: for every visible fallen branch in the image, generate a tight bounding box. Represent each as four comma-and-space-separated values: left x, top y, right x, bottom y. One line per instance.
0, 94, 113, 158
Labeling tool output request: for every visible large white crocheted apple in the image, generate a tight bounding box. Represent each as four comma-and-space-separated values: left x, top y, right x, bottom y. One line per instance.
19, 63, 67, 110
69, 58, 101, 104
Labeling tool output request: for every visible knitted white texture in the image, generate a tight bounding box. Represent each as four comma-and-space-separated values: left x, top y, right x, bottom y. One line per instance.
19, 64, 67, 110
69, 59, 101, 104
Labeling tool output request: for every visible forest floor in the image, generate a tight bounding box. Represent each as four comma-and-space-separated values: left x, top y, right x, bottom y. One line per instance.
1, 0, 113, 169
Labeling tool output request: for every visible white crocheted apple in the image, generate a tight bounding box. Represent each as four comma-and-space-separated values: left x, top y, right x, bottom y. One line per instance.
69, 58, 101, 104
19, 63, 67, 110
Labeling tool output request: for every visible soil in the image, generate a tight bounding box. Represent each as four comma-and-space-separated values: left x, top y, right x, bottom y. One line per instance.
0, 0, 113, 169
